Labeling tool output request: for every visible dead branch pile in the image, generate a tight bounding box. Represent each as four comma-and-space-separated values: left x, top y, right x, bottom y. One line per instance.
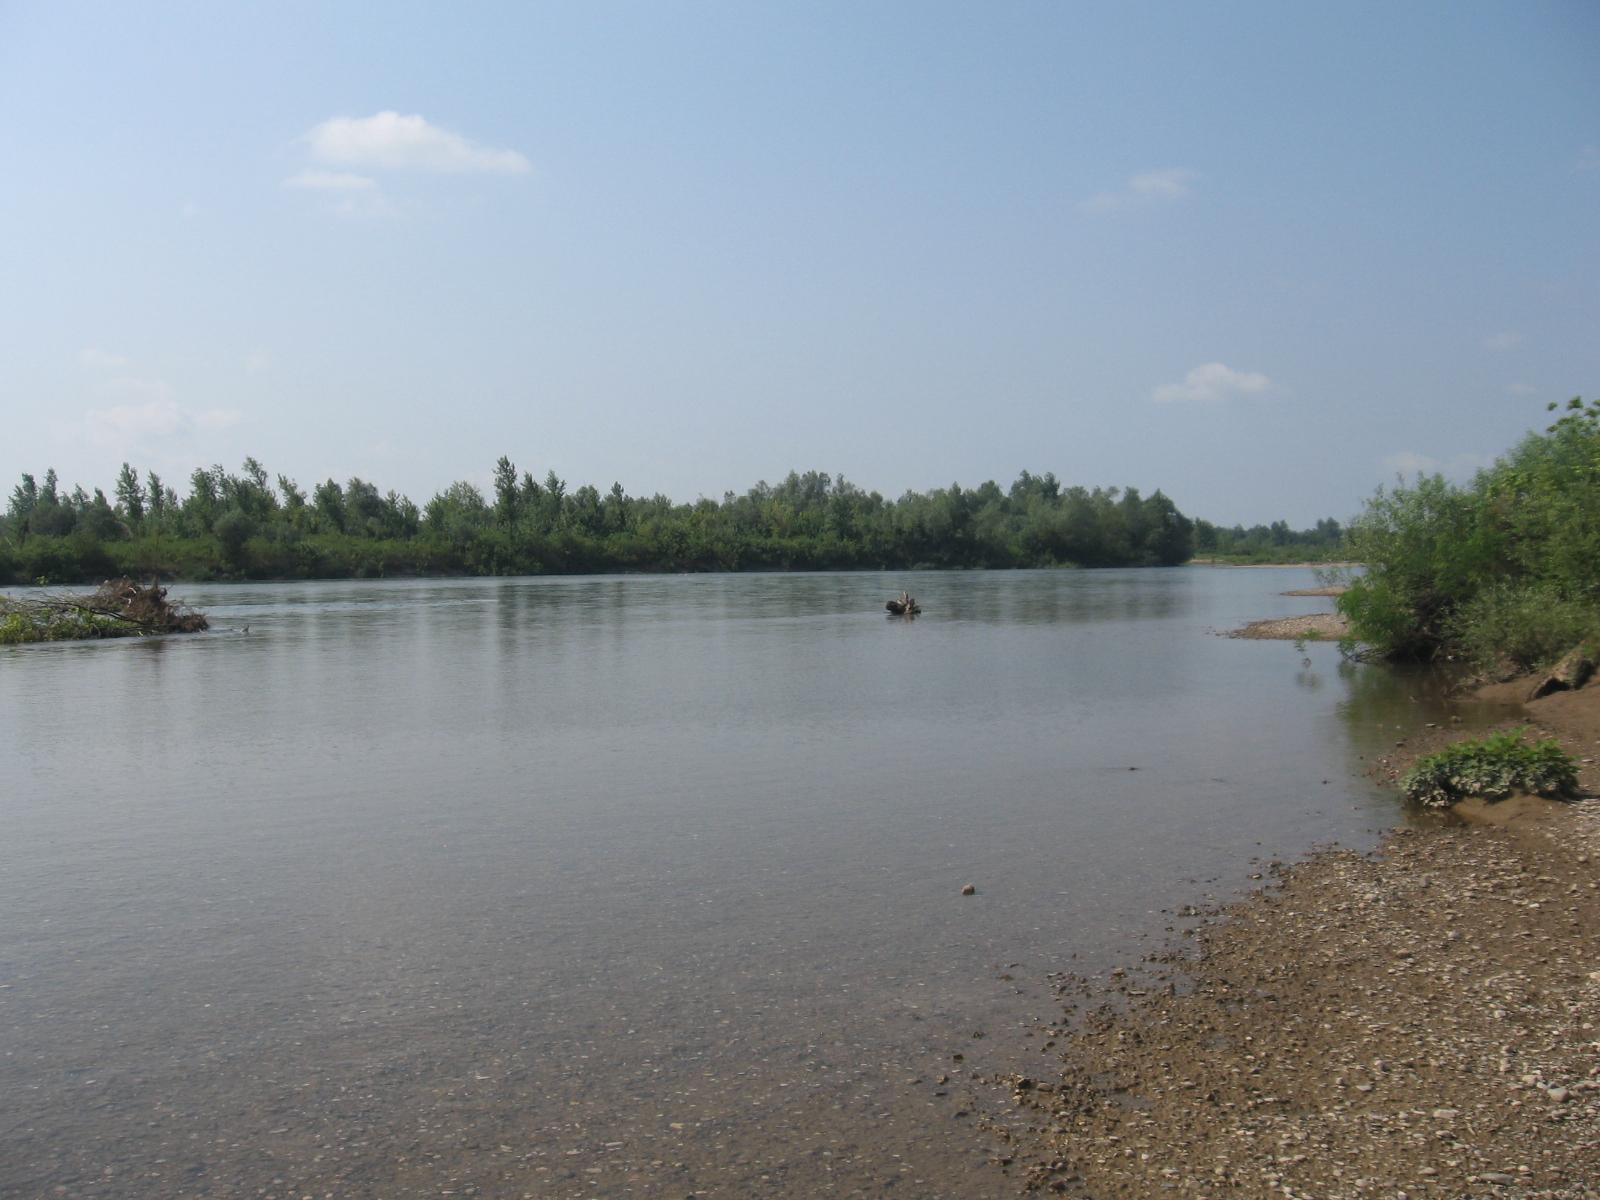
1, 578, 208, 644
85, 578, 209, 633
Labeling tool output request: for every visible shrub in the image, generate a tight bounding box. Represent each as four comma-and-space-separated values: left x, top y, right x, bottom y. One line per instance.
1449, 582, 1598, 672
1338, 398, 1600, 662
1400, 727, 1578, 809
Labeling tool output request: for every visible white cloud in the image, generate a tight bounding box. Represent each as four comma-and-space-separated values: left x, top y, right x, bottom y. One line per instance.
282, 169, 377, 191
1152, 362, 1271, 404
303, 111, 531, 174
1483, 330, 1523, 353
244, 350, 272, 374
1129, 168, 1195, 200
1507, 382, 1536, 396
88, 400, 240, 448
81, 372, 242, 450
80, 347, 130, 370
1082, 168, 1197, 213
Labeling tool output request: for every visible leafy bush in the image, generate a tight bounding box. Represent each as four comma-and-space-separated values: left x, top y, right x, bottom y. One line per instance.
1400, 728, 1578, 809
1339, 397, 1600, 663
1449, 582, 1598, 672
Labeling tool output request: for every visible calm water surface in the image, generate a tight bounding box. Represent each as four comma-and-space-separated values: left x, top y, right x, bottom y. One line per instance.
3, 569, 1442, 1197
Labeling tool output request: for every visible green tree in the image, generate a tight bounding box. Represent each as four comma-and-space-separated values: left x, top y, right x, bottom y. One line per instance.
8, 473, 38, 524
313, 479, 347, 533
493, 456, 519, 527
145, 471, 167, 526
115, 462, 145, 524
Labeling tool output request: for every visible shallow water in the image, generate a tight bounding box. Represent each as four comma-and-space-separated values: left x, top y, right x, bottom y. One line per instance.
3, 568, 1431, 1197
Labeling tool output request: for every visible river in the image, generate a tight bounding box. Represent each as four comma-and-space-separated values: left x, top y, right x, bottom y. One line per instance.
1, 568, 1432, 1197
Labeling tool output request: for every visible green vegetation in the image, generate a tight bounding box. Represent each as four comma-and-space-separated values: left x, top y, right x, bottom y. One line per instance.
1192, 517, 1346, 563
0, 602, 129, 644
0, 579, 208, 645
1400, 727, 1578, 809
0, 460, 1203, 584
1339, 398, 1600, 666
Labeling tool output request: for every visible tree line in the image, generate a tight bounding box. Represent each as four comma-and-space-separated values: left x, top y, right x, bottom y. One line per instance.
0, 458, 1226, 584
1193, 516, 1345, 563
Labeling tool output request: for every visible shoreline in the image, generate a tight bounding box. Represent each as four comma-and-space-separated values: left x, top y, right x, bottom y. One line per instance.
1007, 678, 1600, 1197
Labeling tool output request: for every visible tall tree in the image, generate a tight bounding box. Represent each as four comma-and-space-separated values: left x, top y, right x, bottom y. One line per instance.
115, 462, 145, 524
493, 456, 519, 527
312, 479, 347, 533
145, 471, 166, 523
8, 473, 37, 522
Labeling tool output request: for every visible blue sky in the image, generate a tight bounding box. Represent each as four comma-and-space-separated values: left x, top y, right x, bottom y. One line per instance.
2, 1, 1596, 526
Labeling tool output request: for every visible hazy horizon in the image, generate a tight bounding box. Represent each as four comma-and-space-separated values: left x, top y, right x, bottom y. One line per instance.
3, 2, 1596, 528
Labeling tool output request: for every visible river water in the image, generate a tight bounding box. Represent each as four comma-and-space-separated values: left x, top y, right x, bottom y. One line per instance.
2, 568, 1436, 1198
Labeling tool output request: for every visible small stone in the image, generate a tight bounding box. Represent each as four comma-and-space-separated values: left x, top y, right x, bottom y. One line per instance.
960, 883, 976, 896
1547, 1087, 1570, 1104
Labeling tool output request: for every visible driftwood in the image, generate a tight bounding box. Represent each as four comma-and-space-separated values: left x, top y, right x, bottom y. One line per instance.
87, 578, 209, 632
885, 591, 922, 616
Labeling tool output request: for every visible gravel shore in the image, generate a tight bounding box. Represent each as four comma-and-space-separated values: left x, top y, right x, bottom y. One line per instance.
1008, 683, 1600, 1198
1228, 612, 1351, 640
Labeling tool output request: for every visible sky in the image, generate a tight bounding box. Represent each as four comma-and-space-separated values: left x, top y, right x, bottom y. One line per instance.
1, 1, 1596, 527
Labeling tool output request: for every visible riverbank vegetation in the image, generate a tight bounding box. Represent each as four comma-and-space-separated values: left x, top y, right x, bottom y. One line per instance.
0, 460, 1216, 583
1339, 397, 1600, 668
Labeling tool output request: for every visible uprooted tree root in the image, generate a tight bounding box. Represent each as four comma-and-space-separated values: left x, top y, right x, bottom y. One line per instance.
0, 578, 208, 645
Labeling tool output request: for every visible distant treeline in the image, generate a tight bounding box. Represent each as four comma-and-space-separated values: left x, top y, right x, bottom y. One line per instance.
1193, 517, 1345, 563
0, 456, 1334, 585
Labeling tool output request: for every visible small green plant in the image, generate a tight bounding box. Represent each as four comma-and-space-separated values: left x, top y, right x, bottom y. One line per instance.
1400, 727, 1578, 809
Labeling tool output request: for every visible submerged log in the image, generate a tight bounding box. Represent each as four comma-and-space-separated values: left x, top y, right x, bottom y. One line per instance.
885, 592, 922, 616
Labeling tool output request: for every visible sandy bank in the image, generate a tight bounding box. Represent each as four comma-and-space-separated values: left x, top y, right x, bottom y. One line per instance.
1011, 684, 1600, 1199
1229, 612, 1351, 640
